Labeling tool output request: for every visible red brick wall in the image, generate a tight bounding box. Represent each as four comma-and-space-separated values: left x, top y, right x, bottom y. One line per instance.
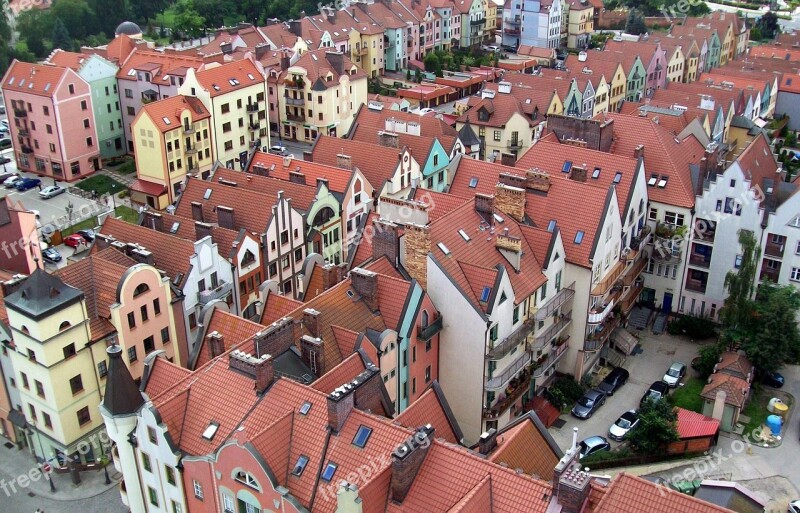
408, 293, 440, 404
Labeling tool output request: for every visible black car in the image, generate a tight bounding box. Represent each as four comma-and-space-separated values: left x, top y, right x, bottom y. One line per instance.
76, 229, 96, 242
640, 381, 670, 406
762, 370, 785, 388
41, 247, 62, 263
571, 389, 607, 419
0, 156, 11, 165
597, 367, 630, 396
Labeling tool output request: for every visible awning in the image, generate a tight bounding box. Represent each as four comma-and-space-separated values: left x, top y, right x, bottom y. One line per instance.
8, 409, 28, 429
612, 328, 638, 356
130, 179, 167, 196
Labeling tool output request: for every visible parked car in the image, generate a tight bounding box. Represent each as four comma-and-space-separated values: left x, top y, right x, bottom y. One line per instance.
578, 436, 611, 459
0, 171, 18, 183
0, 156, 10, 165
483, 45, 500, 52
662, 362, 686, 388
4, 175, 22, 188
0, 137, 11, 150
597, 367, 630, 396
0, 104, 6, 114
608, 410, 639, 441
0, 119, 8, 129
268, 145, 289, 156
571, 389, 607, 419
41, 247, 62, 263
641, 381, 670, 406
762, 370, 785, 388
63, 234, 85, 248
76, 229, 95, 242
39, 184, 65, 199
15, 177, 41, 191
789, 499, 800, 513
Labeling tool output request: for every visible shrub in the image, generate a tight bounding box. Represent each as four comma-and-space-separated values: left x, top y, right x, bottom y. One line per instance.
546, 374, 585, 410
693, 344, 722, 379
667, 314, 717, 339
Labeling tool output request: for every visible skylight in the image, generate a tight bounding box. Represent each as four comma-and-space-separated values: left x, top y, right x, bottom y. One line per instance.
162, 117, 171, 125
292, 455, 310, 477
493, 213, 505, 224
480, 286, 491, 302
591, 167, 601, 179
203, 188, 212, 200
201, 421, 219, 440
229, 79, 240, 86
321, 462, 338, 481
44, 83, 51, 92
247, 73, 255, 80
547, 220, 556, 232
170, 222, 180, 233
574, 231, 584, 244
459, 229, 471, 241
353, 425, 372, 448
127, 69, 136, 76
213, 84, 220, 90
346, 289, 355, 298
648, 174, 658, 186
299, 402, 312, 415
468, 177, 478, 188
613, 172, 622, 184
437, 242, 450, 255
562, 161, 572, 173
657, 176, 668, 188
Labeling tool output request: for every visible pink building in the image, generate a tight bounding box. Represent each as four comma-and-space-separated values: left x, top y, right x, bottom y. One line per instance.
0, 197, 41, 275
1, 60, 102, 181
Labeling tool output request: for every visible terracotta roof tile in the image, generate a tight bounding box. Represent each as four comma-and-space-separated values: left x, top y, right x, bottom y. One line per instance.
364, 255, 403, 279
456, 93, 533, 129
138, 95, 210, 133
619, 103, 694, 135
46, 50, 87, 70
348, 103, 459, 139
409, 188, 472, 222
594, 473, 736, 513
488, 416, 560, 481
701, 373, 750, 407
141, 211, 241, 259
193, 310, 265, 368
715, 351, 753, 379
212, 166, 319, 212
259, 23, 299, 49
2, 60, 71, 97
447, 474, 492, 513
395, 384, 461, 444
249, 410, 293, 480
144, 356, 192, 399
676, 407, 720, 439
733, 134, 779, 191
261, 290, 304, 325
281, 49, 367, 89
117, 49, 203, 85
302, 262, 326, 301
351, 212, 379, 267
249, 151, 354, 194
311, 351, 366, 394
193, 59, 264, 97
309, 135, 405, 192
330, 325, 361, 358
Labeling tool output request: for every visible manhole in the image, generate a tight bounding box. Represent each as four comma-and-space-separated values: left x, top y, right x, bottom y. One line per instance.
3, 442, 14, 449
27, 492, 35, 497
551, 418, 567, 430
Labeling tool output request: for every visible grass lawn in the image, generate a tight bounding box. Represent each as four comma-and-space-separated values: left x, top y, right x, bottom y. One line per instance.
65, 217, 99, 235
75, 175, 125, 196
116, 160, 137, 175
743, 386, 771, 442
113, 205, 139, 224
671, 377, 705, 414
155, 7, 177, 27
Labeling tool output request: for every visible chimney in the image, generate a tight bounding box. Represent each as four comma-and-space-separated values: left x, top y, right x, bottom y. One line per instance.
195, 221, 213, 240
525, 168, 551, 192
477, 429, 498, 455
217, 206, 235, 230
327, 382, 355, 432
555, 460, 592, 513
494, 183, 525, 222
634, 144, 645, 160
129, 247, 155, 265
228, 350, 274, 394
255, 43, 270, 60
378, 131, 399, 148
301, 334, 326, 375
289, 20, 302, 36
403, 223, 430, 289
316, 177, 328, 190
325, 51, 345, 76
191, 201, 204, 222
322, 263, 345, 290
207, 331, 225, 358
373, 219, 399, 266
303, 150, 314, 161
0, 274, 27, 297
220, 42, 233, 54
280, 52, 291, 71
336, 153, 352, 170
390, 425, 436, 503
500, 152, 516, 167
143, 211, 164, 232
93, 233, 114, 251
350, 268, 378, 311
252, 317, 295, 359
496, 230, 523, 271
474, 193, 495, 217
0, 197, 10, 225
569, 166, 587, 183
289, 170, 306, 184
303, 308, 320, 337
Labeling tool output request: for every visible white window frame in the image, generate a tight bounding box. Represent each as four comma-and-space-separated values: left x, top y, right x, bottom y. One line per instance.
193, 480, 203, 499
792, 267, 800, 282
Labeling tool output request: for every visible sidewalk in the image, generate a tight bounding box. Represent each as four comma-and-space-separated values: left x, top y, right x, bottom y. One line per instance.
0, 442, 121, 501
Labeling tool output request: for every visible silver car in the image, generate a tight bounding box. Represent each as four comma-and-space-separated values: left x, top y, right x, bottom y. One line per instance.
663, 362, 686, 388
39, 185, 65, 199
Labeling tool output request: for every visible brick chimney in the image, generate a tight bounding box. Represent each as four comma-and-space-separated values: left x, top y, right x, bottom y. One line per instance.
350, 268, 378, 311
372, 219, 399, 266
303, 308, 320, 337
390, 425, 436, 503
477, 428, 498, 455
403, 223, 430, 289
500, 152, 516, 167
569, 166, 588, 183
143, 211, 164, 232
494, 183, 525, 222
254, 43, 270, 60
217, 206, 235, 230
128, 246, 155, 265
195, 221, 213, 240
336, 153, 352, 170
301, 334, 326, 375
378, 131, 399, 148
228, 350, 274, 394
289, 170, 306, 184
0, 274, 27, 297
316, 177, 329, 190
207, 331, 225, 358
252, 317, 295, 359
289, 20, 302, 36
474, 193, 495, 217
191, 201, 204, 222
634, 144, 645, 160
555, 461, 592, 513
327, 382, 355, 432
322, 263, 344, 290
498, 171, 526, 190
325, 51, 345, 75
525, 168, 551, 192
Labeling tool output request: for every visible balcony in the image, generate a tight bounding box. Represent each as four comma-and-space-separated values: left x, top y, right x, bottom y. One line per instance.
249, 122, 260, 131
187, 165, 199, 175
619, 279, 643, 314
21, 146, 33, 154
591, 260, 625, 297
688, 251, 712, 269
507, 16, 521, 25
471, 17, 485, 25
359, 47, 369, 56
182, 125, 195, 135
285, 77, 305, 89
587, 300, 614, 325
532, 341, 568, 379
418, 314, 443, 341
504, 27, 521, 35
534, 282, 575, 321
507, 139, 522, 149
246, 103, 259, 113
17, 128, 29, 137
486, 352, 531, 391
530, 311, 572, 351
483, 367, 532, 419
685, 277, 708, 293
626, 225, 651, 260
185, 144, 198, 154
487, 317, 536, 360
285, 97, 305, 106
198, 280, 233, 305
13, 109, 27, 118
585, 315, 620, 351
764, 241, 785, 259
285, 112, 305, 123
621, 256, 646, 286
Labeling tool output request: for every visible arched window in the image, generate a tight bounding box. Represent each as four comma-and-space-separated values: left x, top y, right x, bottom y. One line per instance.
354, 179, 362, 193
233, 470, 260, 490
59, 321, 71, 332
312, 207, 336, 226
20, 325, 29, 335
133, 283, 150, 297
421, 310, 429, 328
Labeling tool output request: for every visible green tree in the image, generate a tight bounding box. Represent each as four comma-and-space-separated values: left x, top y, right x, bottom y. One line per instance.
193, 0, 233, 28
720, 230, 760, 333
758, 12, 779, 40
51, 0, 96, 40
750, 26, 763, 42
743, 284, 800, 372
0, 0, 13, 76
236, 0, 267, 24
695, 343, 722, 379
628, 399, 679, 455
786, 130, 798, 148
424, 52, 442, 77
51, 18, 73, 51
625, 9, 647, 35
89, 0, 126, 38
131, 0, 169, 25
173, 0, 206, 38
15, 9, 52, 58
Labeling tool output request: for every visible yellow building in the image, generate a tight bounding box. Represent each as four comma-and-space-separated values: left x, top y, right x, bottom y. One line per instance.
4, 270, 108, 466
179, 58, 269, 170
278, 49, 368, 143
567, 0, 593, 49
682, 40, 701, 83
130, 95, 213, 209
484, 0, 497, 43
663, 44, 686, 84
592, 75, 611, 117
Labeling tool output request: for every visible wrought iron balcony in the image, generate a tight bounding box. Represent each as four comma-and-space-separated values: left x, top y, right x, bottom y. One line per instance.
587, 300, 614, 325
285, 97, 305, 106
532, 342, 568, 378
185, 144, 198, 154
483, 369, 531, 419
182, 125, 195, 135
198, 280, 233, 305
285, 112, 305, 122
486, 318, 535, 360
246, 104, 259, 113
530, 312, 572, 351
507, 139, 522, 149
534, 282, 575, 321
485, 352, 531, 391
418, 314, 443, 341
13, 109, 27, 118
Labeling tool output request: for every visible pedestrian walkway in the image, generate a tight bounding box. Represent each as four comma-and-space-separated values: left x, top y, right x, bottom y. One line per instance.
94, 167, 135, 187
0, 442, 121, 502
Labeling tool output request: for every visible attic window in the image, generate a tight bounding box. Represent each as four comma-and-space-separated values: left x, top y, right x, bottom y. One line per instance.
493, 213, 504, 224
203, 188, 212, 200
127, 69, 136, 76
173, 272, 183, 285
459, 229, 471, 241
292, 455, 310, 477
133, 283, 150, 297
562, 161, 572, 173
299, 402, 312, 415
547, 220, 556, 232
247, 73, 255, 80
170, 222, 180, 233
499, 291, 507, 304
657, 176, 668, 188
468, 177, 478, 188
613, 172, 622, 184
346, 289, 355, 298
352, 425, 372, 448
437, 242, 450, 255
234, 471, 259, 489
212, 84, 220, 91
201, 421, 220, 440
591, 167, 601, 179
789, 78, 794, 86
162, 117, 171, 125
480, 286, 491, 302
648, 174, 658, 186
574, 231, 585, 244
229, 79, 240, 86
320, 462, 338, 482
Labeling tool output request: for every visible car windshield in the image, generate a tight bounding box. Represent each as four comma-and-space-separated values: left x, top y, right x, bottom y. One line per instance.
578, 396, 594, 407
648, 390, 662, 400
668, 368, 680, 377
615, 418, 631, 429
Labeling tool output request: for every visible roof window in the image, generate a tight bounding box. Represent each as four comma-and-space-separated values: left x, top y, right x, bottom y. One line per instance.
353, 425, 373, 448
658, 176, 668, 188
591, 167, 601, 179
321, 462, 338, 481
437, 242, 450, 255
613, 172, 622, 184
562, 161, 572, 173
299, 402, 312, 415
468, 177, 478, 188
292, 455, 310, 477
459, 229, 471, 241
201, 421, 219, 440
547, 220, 556, 232
648, 174, 658, 186
574, 231, 584, 244
170, 222, 180, 234
203, 188, 212, 200
480, 286, 491, 302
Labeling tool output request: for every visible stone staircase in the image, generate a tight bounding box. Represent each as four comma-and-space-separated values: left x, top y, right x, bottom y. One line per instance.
628, 306, 651, 330
652, 313, 668, 335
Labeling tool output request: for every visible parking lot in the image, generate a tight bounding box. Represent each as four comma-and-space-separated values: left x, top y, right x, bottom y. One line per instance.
548, 329, 710, 452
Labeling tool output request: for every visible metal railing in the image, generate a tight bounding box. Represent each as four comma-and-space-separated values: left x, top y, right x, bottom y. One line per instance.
485, 352, 530, 391
418, 315, 443, 341
591, 261, 625, 297
530, 312, 572, 350
285, 113, 305, 122
246, 104, 259, 113
587, 300, 614, 325
285, 97, 305, 106
198, 281, 233, 305
534, 282, 576, 321
182, 125, 195, 135
486, 318, 536, 360
532, 342, 568, 378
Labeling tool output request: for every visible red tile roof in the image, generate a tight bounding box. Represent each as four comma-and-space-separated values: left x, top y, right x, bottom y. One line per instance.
488, 415, 561, 481
143, 356, 192, 399
594, 473, 735, 513
117, 49, 203, 85
281, 49, 367, 89
130, 179, 167, 196
193, 59, 264, 97
456, 93, 533, 129
364, 255, 403, 279
395, 383, 462, 444
212, 166, 319, 212
141, 211, 241, 260
46, 50, 87, 70
308, 135, 405, 192
350, 211, 379, 267
676, 407, 720, 439
2, 60, 71, 97
260, 290, 304, 325
348, 103, 459, 139
330, 325, 361, 357
192, 309, 265, 368
733, 134, 779, 191
410, 188, 472, 223
139, 95, 210, 133
701, 372, 750, 408
248, 151, 354, 194
310, 351, 366, 394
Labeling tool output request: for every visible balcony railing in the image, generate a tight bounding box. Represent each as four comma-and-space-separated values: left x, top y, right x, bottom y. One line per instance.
471, 17, 485, 25
585, 315, 620, 351
17, 128, 29, 137
182, 125, 195, 135
13, 109, 27, 118
685, 278, 708, 293
185, 145, 198, 154
483, 368, 531, 419
188, 166, 200, 175
621, 256, 646, 286
285, 97, 305, 106
21, 146, 33, 154
688, 253, 711, 268
507, 16, 521, 25
246, 104, 259, 113
764, 241, 785, 258
530, 312, 572, 351
587, 300, 614, 324
487, 317, 535, 360
198, 280, 233, 305
285, 112, 305, 122
507, 139, 522, 149
285, 78, 305, 89
591, 260, 625, 297
694, 220, 716, 243
532, 342, 568, 378
504, 27, 521, 34
486, 352, 530, 391
418, 315, 443, 341
619, 280, 643, 314
359, 47, 369, 56
249, 122, 260, 131
534, 282, 575, 321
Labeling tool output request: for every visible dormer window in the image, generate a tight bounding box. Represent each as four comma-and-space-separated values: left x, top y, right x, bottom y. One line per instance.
133, 283, 150, 297
234, 470, 259, 489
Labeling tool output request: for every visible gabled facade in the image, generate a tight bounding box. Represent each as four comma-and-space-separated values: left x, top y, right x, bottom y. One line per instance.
503, 0, 562, 49
566, 0, 593, 49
